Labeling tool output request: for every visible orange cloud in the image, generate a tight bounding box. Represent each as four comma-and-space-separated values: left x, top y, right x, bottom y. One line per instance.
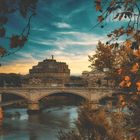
0, 55, 91, 75
0, 62, 37, 75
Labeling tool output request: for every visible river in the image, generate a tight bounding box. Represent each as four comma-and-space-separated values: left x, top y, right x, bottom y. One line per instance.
0, 106, 78, 140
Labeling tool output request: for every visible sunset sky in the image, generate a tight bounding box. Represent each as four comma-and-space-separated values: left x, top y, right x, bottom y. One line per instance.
0, 0, 124, 75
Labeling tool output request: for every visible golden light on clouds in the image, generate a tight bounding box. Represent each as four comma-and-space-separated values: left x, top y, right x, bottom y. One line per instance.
67, 59, 90, 75
56, 55, 91, 75
0, 61, 37, 74
0, 56, 90, 75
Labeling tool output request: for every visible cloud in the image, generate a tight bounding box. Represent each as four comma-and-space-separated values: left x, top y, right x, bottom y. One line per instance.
1, 0, 107, 76
0, 59, 38, 74
31, 27, 48, 32
53, 22, 71, 28
41, 49, 94, 75
1, 29, 106, 75
30, 31, 107, 50
0, 48, 94, 75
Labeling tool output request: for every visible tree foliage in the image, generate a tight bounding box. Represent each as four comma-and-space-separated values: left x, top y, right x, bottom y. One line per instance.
89, 41, 116, 71
93, 0, 140, 91
58, 102, 128, 140
0, 0, 37, 59
90, 0, 140, 139
59, 0, 140, 139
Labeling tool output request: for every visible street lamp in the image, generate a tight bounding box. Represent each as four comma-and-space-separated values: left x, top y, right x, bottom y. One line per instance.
103, 68, 110, 87
103, 68, 109, 72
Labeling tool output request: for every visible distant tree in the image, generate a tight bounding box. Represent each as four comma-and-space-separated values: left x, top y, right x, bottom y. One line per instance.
0, 0, 38, 60
88, 41, 116, 72
0, 73, 22, 87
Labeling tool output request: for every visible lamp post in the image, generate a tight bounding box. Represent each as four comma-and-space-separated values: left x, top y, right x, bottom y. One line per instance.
103, 68, 109, 72
103, 68, 110, 87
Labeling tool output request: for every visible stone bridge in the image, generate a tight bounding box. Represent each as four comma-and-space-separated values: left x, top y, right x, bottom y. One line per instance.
0, 87, 116, 112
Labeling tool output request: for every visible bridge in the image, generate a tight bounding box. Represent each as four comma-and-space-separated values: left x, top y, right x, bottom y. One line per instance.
0, 99, 26, 107
0, 87, 117, 112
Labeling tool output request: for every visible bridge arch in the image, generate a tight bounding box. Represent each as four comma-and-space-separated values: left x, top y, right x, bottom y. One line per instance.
37, 91, 89, 102
0, 91, 29, 101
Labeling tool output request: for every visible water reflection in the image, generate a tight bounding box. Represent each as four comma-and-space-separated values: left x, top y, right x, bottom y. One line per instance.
0, 106, 78, 140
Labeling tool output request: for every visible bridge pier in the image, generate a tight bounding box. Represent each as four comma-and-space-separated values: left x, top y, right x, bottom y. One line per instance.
27, 101, 41, 114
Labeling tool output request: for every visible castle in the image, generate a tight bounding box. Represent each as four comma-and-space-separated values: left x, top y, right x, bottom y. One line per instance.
28, 55, 70, 86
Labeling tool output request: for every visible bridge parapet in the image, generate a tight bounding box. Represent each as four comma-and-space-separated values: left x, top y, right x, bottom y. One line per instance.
0, 86, 118, 90
0, 87, 119, 102
0, 87, 119, 112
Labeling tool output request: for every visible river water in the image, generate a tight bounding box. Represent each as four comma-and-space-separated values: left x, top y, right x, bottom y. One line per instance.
0, 106, 78, 140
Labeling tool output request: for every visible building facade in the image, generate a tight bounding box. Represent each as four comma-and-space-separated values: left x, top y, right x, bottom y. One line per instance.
28, 56, 70, 87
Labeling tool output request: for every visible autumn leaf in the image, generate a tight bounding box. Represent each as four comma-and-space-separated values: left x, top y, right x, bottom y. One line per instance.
120, 76, 131, 88
10, 35, 19, 48
119, 80, 125, 87
98, 15, 104, 22
95, 0, 101, 2
119, 13, 124, 20
131, 63, 139, 73
124, 76, 130, 81
126, 26, 134, 36
96, 4, 102, 11
10, 35, 27, 48
119, 95, 124, 102
114, 13, 120, 19
110, 0, 116, 6
134, 33, 140, 41
126, 81, 131, 87
0, 27, 5, 37
133, 49, 140, 58
124, 40, 132, 49
0, 16, 8, 25
121, 101, 126, 108
117, 68, 123, 75
136, 81, 140, 91
0, 46, 6, 57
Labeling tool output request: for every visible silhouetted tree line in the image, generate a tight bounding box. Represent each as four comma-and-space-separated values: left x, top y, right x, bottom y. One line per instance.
0, 73, 22, 87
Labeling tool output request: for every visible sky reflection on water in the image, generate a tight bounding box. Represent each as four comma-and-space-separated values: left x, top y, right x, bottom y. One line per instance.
0, 106, 78, 140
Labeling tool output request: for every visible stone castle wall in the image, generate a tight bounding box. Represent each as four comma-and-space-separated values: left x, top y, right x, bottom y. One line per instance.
28, 57, 70, 86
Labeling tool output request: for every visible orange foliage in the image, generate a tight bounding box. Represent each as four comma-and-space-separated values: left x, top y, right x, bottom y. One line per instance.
98, 15, 104, 22
121, 101, 126, 107
0, 107, 3, 120
131, 63, 139, 73
95, 0, 102, 11
120, 80, 131, 87
96, 4, 101, 11
126, 81, 131, 87
119, 95, 124, 102
119, 76, 131, 88
0, 47, 6, 57
124, 40, 132, 49
117, 68, 123, 75
119, 95, 126, 107
136, 81, 140, 91
133, 49, 140, 58
124, 76, 130, 81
